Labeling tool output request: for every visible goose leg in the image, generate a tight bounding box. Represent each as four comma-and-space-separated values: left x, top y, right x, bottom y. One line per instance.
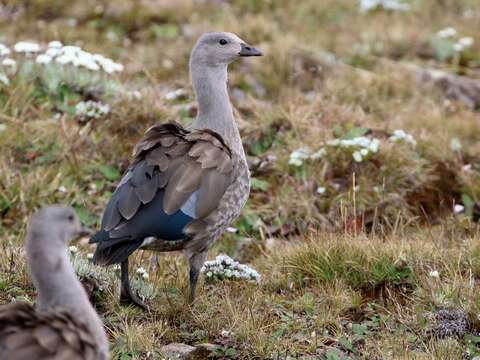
187, 250, 208, 303
120, 258, 147, 310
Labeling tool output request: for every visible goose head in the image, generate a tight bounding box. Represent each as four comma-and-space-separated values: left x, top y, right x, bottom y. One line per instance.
190, 31, 262, 68
29, 205, 92, 245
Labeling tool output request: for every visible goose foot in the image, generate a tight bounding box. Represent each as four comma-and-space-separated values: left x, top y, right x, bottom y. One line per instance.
120, 259, 148, 310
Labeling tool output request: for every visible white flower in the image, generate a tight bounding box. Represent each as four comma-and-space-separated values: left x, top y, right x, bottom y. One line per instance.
201, 254, 261, 283
359, 0, 410, 13
453, 42, 465, 52
429, 270, 440, 278
55, 54, 73, 65
226, 227, 238, 233
36, 54, 52, 64
289, 148, 311, 166
450, 138, 462, 152
69, 245, 78, 253
48, 40, 63, 48
360, 148, 369, 156
221, 330, 231, 337
462, 164, 472, 172
0, 44, 10, 56
164, 88, 187, 101
352, 151, 363, 162
389, 129, 416, 146
75, 100, 110, 120
2, 58, 16, 67
316, 186, 326, 194
136, 267, 146, 275
437, 27, 457, 38
369, 139, 380, 153
14, 41, 41, 53
454, 204, 465, 214
310, 148, 327, 160
87, 253, 94, 260
458, 37, 474, 48
142, 272, 149, 281
57, 186, 67, 193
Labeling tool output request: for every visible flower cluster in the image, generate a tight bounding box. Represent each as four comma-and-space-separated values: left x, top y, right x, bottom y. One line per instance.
435, 27, 475, 53
327, 136, 380, 163
359, 0, 410, 13
75, 100, 110, 122
201, 254, 261, 283
389, 129, 416, 146
0, 40, 123, 74
288, 148, 311, 167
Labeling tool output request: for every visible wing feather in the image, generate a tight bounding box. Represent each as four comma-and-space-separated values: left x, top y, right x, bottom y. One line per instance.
94, 121, 235, 249
0, 302, 99, 360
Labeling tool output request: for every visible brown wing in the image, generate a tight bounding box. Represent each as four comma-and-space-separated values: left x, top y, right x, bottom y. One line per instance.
101, 122, 234, 233
0, 302, 99, 360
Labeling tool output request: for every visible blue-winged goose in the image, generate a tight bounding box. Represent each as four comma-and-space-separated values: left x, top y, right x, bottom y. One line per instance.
90, 32, 262, 308
0, 206, 109, 360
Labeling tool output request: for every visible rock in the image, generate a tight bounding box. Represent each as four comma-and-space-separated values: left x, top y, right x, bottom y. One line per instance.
160, 342, 218, 360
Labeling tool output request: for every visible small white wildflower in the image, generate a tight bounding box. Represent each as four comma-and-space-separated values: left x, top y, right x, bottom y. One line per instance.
164, 88, 187, 101
2, 58, 16, 67
14, 41, 41, 53
87, 253, 94, 260
389, 129, 416, 146
360, 148, 369, 156
352, 151, 363, 162
75, 100, 110, 121
221, 330, 231, 337
226, 227, 238, 233
458, 36, 474, 48
453, 42, 465, 52
310, 147, 327, 160
36, 54, 52, 64
57, 186, 67, 193
429, 270, 440, 278
55, 54, 73, 65
369, 139, 380, 153
206, 271, 213, 277
359, 0, 410, 13
45, 47, 62, 57
289, 148, 311, 166
48, 40, 63, 48
316, 186, 326, 194
462, 164, 472, 172
454, 204, 465, 214
69, 245, 78, 253
136, 267, 146, 275
450, 138, 462, 152
162, 58, 174, 69
142, 272, 149, 281
0, 44, 11, 56
437, 27, 457, 38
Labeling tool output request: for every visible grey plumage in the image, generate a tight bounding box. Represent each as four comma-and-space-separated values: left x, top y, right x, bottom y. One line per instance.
0, 206, 109, 360
90, 32, 262, 307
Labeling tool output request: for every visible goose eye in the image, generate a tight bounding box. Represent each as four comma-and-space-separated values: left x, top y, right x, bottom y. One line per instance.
219, 39, 228, 45
67, 215, 75, 222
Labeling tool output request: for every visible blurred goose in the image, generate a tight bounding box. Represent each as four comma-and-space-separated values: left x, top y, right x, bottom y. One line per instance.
0, 206, 108, 360
90, 32, 262, 308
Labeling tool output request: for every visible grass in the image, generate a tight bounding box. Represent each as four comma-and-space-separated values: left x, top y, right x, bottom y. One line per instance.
2, 0, 480, 358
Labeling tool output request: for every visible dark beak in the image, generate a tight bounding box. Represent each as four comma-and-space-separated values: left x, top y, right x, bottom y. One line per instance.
78, 225, 93, 237
239, 43, 263, 57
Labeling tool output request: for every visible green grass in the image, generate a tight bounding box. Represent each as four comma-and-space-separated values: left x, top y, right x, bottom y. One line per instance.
2, 0, 480, 358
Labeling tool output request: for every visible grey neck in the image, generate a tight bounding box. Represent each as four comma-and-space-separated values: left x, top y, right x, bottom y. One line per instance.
26, 227, 109, 359
190, 63, 243, 155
